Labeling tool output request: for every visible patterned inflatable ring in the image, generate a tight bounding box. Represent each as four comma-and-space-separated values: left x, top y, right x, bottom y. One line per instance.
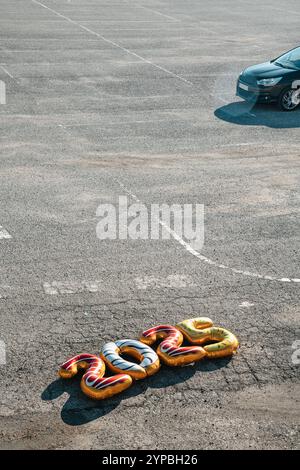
176, 318, 239, 358
101, 339, 160, 380
59, 353, 132, 400
140, 325, 207, 366
176, 317, 214, 344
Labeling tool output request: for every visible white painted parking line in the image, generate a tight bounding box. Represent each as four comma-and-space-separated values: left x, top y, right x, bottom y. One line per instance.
0, 341, 6, 365
239, 301, 255, 308
220, 142, 267, 147
0, 226, 12, 240
43, 280, 102, 295
0, 20, 179, 24
0, 65, 14, 80
31, 0, 193, 85
132, 4, 180, 22
116, 180, 300, 285
60, 119, 187, 128
135, 274, 194, 290
0, 285, 12, 300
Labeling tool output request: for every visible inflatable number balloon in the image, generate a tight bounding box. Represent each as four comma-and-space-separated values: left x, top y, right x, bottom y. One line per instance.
59, 353, 132, 400
176, 317, 239, 358
140, 325, 207, 366
176, 317, 214, 339
101, 339, 160, 380
58, 317, 239, 401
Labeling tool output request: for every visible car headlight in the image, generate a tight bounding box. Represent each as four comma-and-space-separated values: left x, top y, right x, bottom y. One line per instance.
257, 77, 282, 86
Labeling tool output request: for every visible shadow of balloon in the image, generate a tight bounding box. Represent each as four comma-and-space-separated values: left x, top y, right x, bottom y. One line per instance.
42, 376, 121, 426
215, 101, 300, 128
42, 357, 231, 426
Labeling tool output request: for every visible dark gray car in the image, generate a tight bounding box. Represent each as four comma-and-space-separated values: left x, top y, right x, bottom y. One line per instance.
237, 46, 300, 111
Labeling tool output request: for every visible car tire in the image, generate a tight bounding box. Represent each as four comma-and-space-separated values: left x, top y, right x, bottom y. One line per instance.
277, 87, 300, 111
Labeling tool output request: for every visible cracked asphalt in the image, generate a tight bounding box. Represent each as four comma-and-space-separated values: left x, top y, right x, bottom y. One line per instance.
0, 0, 299, 450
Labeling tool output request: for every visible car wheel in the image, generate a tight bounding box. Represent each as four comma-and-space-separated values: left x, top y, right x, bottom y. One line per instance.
278, 87, 300, 111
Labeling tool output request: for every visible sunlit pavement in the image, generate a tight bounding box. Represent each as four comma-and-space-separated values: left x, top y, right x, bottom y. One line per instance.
0, 0, 299, 450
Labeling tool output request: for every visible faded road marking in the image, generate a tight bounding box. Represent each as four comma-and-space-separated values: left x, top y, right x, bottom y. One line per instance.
135, 274, 194, 290
116, 180, 300, 285
31, 0, 193, 85
239, 301, 255, 308
43, 281, 102, 295
0, 285, 11, 299
0, 64, 14, 79
0, 226, 12, 239
133, 4, 180, 22
0, 341, 6, 365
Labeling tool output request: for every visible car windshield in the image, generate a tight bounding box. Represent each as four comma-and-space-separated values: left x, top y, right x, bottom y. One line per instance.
275, 47, 300, 70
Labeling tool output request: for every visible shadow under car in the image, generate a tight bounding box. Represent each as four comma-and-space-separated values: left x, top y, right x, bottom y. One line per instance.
214, 101, 300, 128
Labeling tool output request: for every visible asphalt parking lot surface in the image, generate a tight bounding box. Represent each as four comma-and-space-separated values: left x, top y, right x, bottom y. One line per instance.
0, 0, 299, 450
